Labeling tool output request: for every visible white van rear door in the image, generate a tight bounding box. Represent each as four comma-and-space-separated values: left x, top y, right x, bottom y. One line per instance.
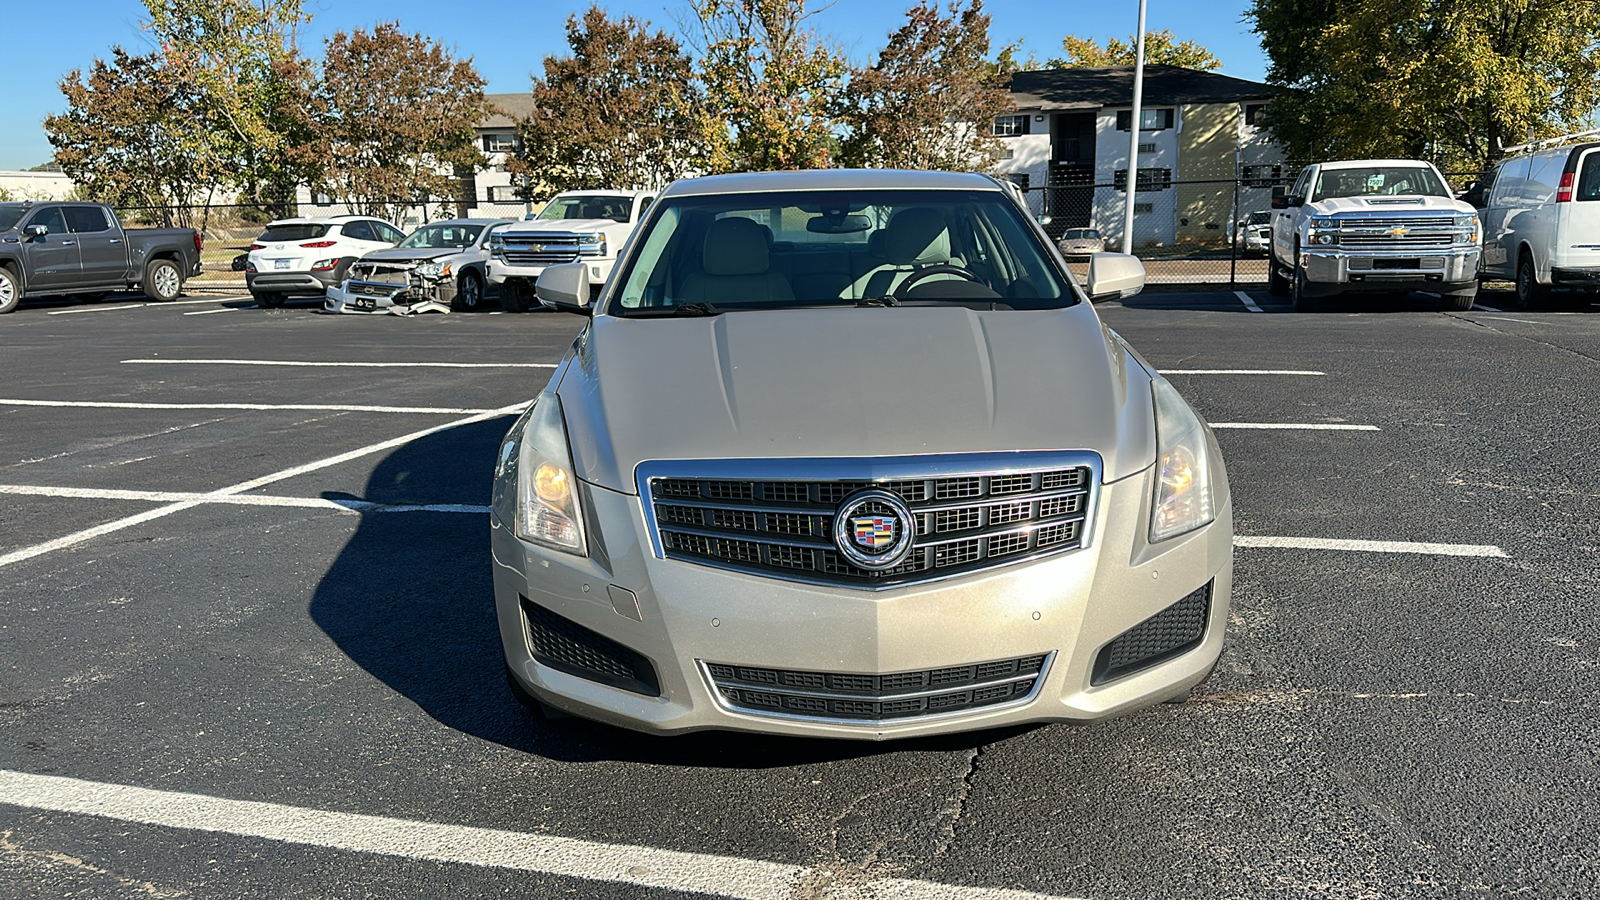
1558, 147, 1600, 271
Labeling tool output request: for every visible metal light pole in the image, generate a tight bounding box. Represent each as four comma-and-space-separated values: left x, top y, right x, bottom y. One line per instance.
1121, 0, 1148, 254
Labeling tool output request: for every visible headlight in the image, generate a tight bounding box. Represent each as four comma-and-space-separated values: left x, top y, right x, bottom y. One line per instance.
510, 393, 587, 555
415, 262, 448, 278
489, 234, 506, 257
1150, 379, 1216, 543
1306, 217, 1339, 246
1455, 214, 1481, 244
578, 234, 607, 256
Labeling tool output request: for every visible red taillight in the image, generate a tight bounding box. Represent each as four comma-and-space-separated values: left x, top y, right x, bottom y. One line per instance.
194, 232, 204, 253
249, 243, 264, 251
1557, 172, 1575, 203
301, 240, 338, 248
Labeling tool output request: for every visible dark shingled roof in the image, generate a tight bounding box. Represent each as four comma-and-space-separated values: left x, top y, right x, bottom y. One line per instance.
1007, 65, 1272, 111
480, 93, 535, 130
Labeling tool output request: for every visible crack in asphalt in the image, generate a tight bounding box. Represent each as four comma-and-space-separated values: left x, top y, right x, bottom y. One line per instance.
934, 745, 984, 858
1444, 311, 1600, 365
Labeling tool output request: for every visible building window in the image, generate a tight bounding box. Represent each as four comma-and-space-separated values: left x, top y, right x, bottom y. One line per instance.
1115, 108, 1174, 132
1133, 202, 1154, 214
1137, 143, 1157, 154
311, 192, 332, 206
481, 132, 518, 153
486, 185, 520, 202
1244, 103, 1267, 127
992, 114, 1031, 137
1241, 164, 1284, 188
1113, 168, 1172, 192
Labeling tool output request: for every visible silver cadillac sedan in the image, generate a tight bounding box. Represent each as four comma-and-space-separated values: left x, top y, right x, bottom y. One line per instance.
491, 169, 1232, 740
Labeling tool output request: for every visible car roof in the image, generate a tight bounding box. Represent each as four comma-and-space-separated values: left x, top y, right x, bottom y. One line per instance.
1316, 160, 1436, 171
659, 169, 1006, 198
409, 218, 514, 227
262, 215, 384, 227
550, 190, 654, 199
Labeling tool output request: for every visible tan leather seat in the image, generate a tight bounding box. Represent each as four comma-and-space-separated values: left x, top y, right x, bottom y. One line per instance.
680, 217, 795, 306
850, 208, 962, 298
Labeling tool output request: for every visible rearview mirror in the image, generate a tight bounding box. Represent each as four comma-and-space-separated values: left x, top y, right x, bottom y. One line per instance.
536, 262, 593, 315
805, 214, 871, 234
1086, 252, 1146, 301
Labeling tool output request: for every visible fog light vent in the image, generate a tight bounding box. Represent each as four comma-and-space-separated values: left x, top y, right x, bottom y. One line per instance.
1091, 581, 1212, 685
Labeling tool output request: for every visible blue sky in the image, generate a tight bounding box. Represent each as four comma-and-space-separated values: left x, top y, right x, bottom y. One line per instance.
0, 0, 1266, 170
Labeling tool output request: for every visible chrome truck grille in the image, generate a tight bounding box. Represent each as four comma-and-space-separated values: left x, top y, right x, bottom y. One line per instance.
1330, 216, 1458, 250
638, 452, 1100, 589
501, 232, 600, 267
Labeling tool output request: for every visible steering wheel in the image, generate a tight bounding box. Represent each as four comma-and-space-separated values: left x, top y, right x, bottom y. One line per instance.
892, 264, 982, 299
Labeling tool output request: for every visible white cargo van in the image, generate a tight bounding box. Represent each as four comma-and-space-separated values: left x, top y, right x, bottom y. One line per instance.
1474, 135, 1600, 306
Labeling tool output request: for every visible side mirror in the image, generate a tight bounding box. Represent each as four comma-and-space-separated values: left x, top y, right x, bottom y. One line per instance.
1270, 186, 1288, 210
536, 262, 593, 315
24, 224, 47, 238
1086, 252, 1146, 301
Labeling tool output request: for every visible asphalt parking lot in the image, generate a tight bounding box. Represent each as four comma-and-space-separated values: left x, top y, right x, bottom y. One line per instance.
2, 284, 1598, 899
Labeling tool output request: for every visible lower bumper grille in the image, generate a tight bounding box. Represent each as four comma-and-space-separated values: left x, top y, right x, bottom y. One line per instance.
520, 596, 659, 696
1091, 581, 1212, 685
705, 654, 1050, 723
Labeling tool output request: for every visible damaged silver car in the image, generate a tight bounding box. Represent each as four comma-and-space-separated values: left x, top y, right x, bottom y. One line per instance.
325, 218, 512, 315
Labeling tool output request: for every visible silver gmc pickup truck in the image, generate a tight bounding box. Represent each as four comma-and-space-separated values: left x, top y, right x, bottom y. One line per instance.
490, 169, 1234, 740
1269, 159, 1481, 311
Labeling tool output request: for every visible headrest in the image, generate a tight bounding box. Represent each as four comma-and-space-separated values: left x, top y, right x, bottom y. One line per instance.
868, 230, 888, 259
702, 217, 771, 276
883, 208, 951, 264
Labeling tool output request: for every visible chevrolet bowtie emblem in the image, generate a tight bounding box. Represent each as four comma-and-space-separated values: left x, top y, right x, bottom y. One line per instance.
1387, 226, 1410, 237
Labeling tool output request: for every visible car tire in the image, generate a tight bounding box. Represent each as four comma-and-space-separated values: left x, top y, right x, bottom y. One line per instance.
253, 291, 285, 309
1267, 254, 1290, 297
453, 269, 484, 311
1291, 268, 1322, 312
0, 266, 20, 314
143, 258, 183, 302
502, 281, 532, 313
1514, 253, 1548, 309
504, 663, 570, 719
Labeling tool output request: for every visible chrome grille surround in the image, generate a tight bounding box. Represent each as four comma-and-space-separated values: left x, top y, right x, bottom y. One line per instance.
637, 451, 1101, 590
1327, 215, 1462, 252
701, 652, 1054, 725
501, 231, 606, 267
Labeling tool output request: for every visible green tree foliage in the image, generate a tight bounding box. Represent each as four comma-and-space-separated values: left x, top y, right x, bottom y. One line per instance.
1049, 30, 1222, 71
687, 0, 848, 172
837, 1, 1015, 171
140, 0, 322, 211
509, 6, 705, 201
317, 23, 492, 223
45, 49, 222, 228
1249, 0, 1600, 169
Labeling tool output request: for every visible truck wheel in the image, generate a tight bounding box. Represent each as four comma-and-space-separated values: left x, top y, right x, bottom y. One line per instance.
453, 270, 484, 311
502, 281, 532, 313
1514, 254, 1548, 309
1267, 255, 1290, 297
0, 267, 20, 314
143, 259, 183, 302
1291, 269, 1322, 312
253, 291, 285, 309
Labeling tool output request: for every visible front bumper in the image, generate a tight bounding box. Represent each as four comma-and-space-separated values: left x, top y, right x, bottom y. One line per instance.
1301, 247, 1479, 295
324, 276, 456, 314
493, 461, 1233, 740
488, 258, 614, 286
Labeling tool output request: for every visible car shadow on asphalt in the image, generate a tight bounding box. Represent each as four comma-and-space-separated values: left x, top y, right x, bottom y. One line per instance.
309, 418, 1029, 768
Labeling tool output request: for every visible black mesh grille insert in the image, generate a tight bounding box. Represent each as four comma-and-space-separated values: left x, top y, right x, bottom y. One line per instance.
705, 654, 1049, 722
1091, 581, 1212, 685
520, 596, 660, 696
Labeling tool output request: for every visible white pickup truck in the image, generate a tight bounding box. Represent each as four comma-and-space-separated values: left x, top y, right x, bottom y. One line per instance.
486, 190, 654, 312
1269, 159, 1481, 311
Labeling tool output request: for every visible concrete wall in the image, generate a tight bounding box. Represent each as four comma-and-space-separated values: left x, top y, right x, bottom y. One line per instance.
1175, 103, 1238, 245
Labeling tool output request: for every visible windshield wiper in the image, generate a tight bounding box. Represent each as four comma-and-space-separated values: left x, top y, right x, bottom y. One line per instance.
628, 302, 723, 317
855, 295, 900, 307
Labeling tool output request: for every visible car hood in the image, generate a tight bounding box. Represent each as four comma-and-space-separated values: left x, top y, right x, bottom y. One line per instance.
512, 218, 624, 233
1308, 195, 1473, 216
556, 303, 1158, 494
355, 248, 456, 264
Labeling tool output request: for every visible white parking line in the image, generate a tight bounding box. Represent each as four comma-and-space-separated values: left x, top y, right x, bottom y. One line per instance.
46, 297, 238, 315
183, 307, 239, 316
1210, 423, 1379, 431
1159, 369, 1326, 376
0, 403, 527, 571
122, 359, 559, 369
1233, 290, 1264, 313
0, 398, 502, 415
1472, 303, 1503, 312
1235, 536, 1508, 557
0, 485, 489, 515
0, 770, 1078, 900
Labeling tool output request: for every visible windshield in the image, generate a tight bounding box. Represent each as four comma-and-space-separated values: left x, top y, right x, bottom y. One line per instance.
536, 196, 633, 223
609, 189, 1073, 315
0, 206, 25, 232
1247, 212, 1271, 225
1061, 229, 1101, 240
259, 223, 330, 242
396, 223, 483, 249
1311, 167, 1449, 201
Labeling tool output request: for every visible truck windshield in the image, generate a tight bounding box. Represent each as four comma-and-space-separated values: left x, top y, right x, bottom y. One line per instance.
536, 196, 632, 223
0, 206, 25, 232
609, 189, 1073, 315
259, 223, 331, 242
1311, 167, 1449, 200
396, 223, 483, 249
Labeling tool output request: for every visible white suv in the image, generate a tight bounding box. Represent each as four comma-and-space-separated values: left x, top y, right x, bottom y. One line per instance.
245, 215, 405, 308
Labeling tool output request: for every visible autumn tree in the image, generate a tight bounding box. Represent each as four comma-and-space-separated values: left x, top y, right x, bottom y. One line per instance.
687, 0, 848, 172
317, 23, 492, 223
509, 6, 705, 201
1048, 29, 1222, 71
140, 0, 322, 212
1249, 0, 1600, 170
45, 49, 222, 228
837, 1, 1014, 171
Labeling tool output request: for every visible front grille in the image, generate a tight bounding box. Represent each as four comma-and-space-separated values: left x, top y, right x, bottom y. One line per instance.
1329, 216, 1460, 252
1091, 581, 1212, 685
644, 455, 1096, 589
501, 232, 601, 267
347, 280, 410, 298
520, 596, 660, 696
706, 654, 1050, 722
